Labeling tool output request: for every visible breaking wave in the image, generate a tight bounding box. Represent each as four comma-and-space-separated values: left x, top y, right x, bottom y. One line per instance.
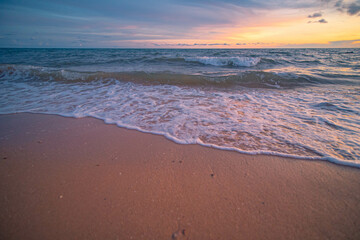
184, 56, 261, 67
1, 48, 360, 167
0, 64, 342, 89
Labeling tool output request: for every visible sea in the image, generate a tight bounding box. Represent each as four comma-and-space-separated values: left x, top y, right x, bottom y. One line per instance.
0, 48, 359, 167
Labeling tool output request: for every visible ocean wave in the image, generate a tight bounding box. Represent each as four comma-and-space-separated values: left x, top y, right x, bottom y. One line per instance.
1, 65, 360, 166
0, 64, 327, 89
1, 76, 359, 166
0, 65, 324, 88
1, 49, 360, 167
184, 56, 261, 67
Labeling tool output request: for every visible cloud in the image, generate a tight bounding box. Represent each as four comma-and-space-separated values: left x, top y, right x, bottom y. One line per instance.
154, 42, 274, 47
308, 18, 328, 23
176, 43, 193, 46
308, 12, 322, 18
0, 0, 358, 47
335, 0, 343, 8
182, 0, 332, 9
335, 0, 360, 15
282, 39, 360, 47
347, 2, 360, 15
169, 42, 231, 47
208, 43, 229, 46
330, 38, 360, 45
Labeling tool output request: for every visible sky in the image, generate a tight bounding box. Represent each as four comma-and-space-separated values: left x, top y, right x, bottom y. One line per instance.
0, 0, 359, 48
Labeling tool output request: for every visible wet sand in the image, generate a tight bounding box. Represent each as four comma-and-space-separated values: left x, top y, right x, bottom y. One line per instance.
0, 113, 359, 240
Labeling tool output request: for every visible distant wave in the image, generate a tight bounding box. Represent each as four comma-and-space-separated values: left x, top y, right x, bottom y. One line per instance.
105, 56, 263, 68
184, 56, 261, 67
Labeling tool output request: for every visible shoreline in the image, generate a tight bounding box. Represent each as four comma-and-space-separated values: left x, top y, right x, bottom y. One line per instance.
3, 112, 359, 169
1, 113, 360, 239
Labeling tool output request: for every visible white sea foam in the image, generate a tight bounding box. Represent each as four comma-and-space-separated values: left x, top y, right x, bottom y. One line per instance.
1, 71, 359, 167
1, 48, 360, 168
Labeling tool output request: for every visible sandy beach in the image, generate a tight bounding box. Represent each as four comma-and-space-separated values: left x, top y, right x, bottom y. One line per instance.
0, 113, 359, 240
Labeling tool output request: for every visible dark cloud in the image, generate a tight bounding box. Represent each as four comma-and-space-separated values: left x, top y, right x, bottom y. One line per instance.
335, 0, 343, 8
307, 18, 328, 23
308, 12, 322, 18
208, 43, 229, 46
335, 0, 360, 15
177, 43, 193, 47
347, 2, 360, 15
330, 39, 360, 44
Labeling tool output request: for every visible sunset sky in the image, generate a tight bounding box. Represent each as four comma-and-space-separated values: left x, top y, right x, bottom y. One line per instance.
0, 0, 359, 48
